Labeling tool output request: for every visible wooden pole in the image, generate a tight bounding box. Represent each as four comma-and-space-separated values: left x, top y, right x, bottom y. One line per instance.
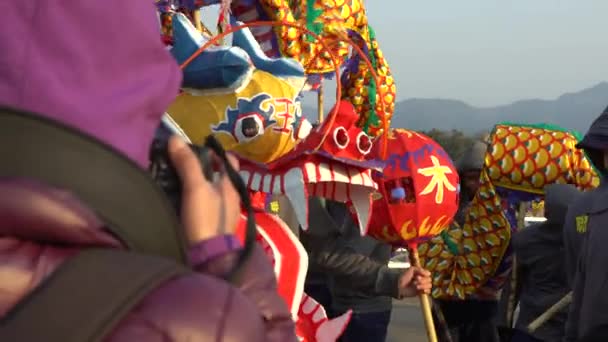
527, 291, 572, 333
504, 202, 528, 327
505, 255, 518, 328
192, 10, 203, 32
517, 202, 527, 231
317, 82, 324, 123
410, 246, 438, 342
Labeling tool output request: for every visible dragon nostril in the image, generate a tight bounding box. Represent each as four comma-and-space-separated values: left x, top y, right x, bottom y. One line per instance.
333, 127, 349, 149
360, 135, 371, 150
357, 132, 372, 155
241, 117, 260, 138
336, 130, 348, 145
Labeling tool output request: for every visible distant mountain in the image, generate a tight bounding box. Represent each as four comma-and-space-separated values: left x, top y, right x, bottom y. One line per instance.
302, 82, 608, 134
391, 82, 608, 134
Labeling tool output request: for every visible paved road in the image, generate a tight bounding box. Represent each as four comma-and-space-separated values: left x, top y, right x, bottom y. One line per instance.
386, 299, 428, 342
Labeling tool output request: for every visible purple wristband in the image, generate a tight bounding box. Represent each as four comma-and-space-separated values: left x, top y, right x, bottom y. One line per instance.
188, 234, 242, 265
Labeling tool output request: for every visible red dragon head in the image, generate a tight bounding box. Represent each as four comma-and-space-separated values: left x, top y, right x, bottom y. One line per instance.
238, 99, 380, 235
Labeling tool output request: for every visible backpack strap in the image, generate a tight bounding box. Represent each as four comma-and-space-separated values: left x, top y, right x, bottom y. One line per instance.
0, 249, 190, 342
0, 107, 188, 264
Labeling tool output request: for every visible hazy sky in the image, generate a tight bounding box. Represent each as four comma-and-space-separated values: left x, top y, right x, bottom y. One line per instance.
202, 1, 607, 106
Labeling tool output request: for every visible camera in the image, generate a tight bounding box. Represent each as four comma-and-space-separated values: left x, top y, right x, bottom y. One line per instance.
150, 117, 218, 212
149, 137, 215, 213
149, 138, 186, 213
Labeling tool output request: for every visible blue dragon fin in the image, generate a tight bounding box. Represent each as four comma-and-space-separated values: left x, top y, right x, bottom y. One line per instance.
171, 13, 252, 91
230, 18, 306, 90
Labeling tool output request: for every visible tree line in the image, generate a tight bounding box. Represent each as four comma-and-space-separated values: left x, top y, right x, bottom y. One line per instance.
420, 128, 488, 163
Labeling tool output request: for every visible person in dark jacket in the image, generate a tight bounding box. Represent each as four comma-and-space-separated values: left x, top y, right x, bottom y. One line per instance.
509, 184, 583, 342
0, 2, 297, 341
563, 105, 608, 342
562, 190, 595, 288
562, 110, 607, 288
578, 324, 608, 342
270, 194, 336, 311
292, 197, 432, 342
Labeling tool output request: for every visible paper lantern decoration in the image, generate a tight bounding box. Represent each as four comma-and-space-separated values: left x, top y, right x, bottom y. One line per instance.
367, 128, 460, 247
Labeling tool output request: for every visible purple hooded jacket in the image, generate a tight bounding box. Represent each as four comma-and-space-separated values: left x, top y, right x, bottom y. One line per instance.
0, 1, 296, 341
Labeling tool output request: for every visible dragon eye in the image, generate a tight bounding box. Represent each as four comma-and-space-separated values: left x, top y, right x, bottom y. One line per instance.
356, 132, 372, 155
234, 114, 264, 143
333, 126, 349, 149
241, 118, 259, 137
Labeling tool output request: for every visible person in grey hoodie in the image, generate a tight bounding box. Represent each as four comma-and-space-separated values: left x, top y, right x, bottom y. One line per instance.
563, 105, 608, 342
510, 184, 583, 342
276, 196, 432, 342
320, 199, 430, 342
454, 138, 488, 223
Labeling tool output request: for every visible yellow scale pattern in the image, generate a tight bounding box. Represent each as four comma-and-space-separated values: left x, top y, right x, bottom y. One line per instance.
418, 170, 510, 299
259, 0, 363, 73
487, 124, 598, 193
418, 124, 600, 300
257, 0, 396, 136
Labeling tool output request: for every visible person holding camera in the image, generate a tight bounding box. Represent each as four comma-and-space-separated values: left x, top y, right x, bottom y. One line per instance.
0, 1, 296, 341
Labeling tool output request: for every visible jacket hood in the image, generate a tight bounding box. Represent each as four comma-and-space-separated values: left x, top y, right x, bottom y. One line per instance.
577, 105, 608, 152
456, 140, 488, 172
0, 1, 181, 167
544, 184, 583, 225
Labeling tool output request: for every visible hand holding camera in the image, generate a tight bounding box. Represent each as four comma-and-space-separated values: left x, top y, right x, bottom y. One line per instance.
151, 136, 241, 246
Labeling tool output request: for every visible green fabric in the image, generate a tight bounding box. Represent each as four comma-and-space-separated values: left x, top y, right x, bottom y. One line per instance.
441, 230, 459, 255
305, 0, 323, 42
362, 25, 379, 133
318, 197, 327, 208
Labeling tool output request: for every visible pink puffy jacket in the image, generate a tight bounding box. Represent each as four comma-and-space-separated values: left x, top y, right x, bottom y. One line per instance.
0, 1, 296, 340
0, 179, 297, 341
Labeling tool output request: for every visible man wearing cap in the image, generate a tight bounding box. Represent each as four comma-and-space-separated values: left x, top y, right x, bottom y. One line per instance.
435, 139, 503, 342
563, 105, 608, 342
